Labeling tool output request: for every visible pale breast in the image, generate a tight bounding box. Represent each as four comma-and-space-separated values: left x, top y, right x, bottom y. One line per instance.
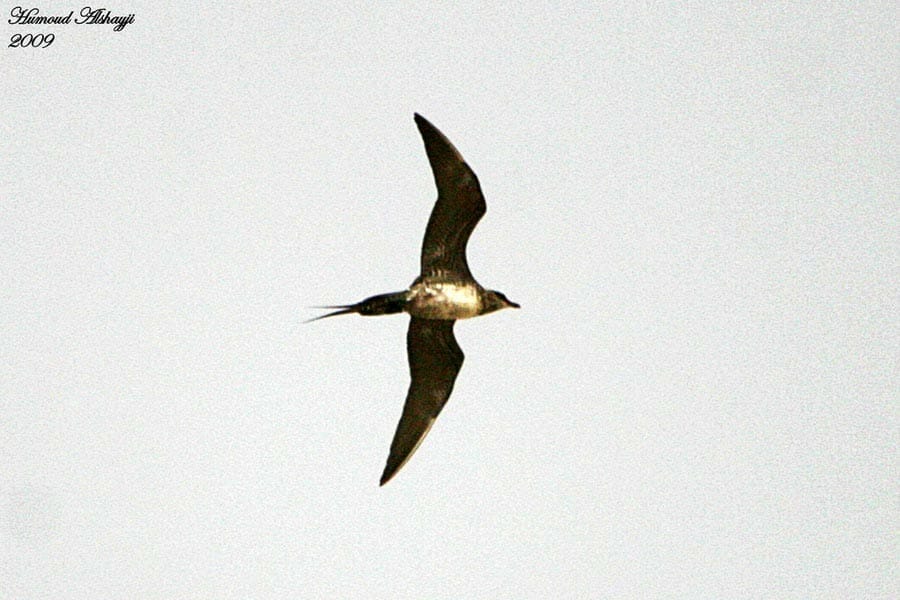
406, 282, 482, 319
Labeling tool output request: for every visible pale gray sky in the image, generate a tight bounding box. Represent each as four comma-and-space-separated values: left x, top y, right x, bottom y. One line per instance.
2, 2, 897, 598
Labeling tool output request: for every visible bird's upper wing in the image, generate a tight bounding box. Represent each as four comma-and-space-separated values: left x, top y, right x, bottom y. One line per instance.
415, 113, 486, 281
380, 317, 464, 485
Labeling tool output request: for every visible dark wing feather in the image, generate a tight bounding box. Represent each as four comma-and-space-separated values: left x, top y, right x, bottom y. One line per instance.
414, 114, 486, 281
380, 318, 464, 485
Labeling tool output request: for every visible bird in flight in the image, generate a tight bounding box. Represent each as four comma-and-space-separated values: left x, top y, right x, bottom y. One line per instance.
312, 113, 519, 485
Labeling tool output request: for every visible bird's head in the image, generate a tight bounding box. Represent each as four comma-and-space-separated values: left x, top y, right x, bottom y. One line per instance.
482, 290, 520, 315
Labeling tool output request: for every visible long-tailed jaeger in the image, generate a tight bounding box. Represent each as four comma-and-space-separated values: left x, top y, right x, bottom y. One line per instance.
312, 113, 519, 486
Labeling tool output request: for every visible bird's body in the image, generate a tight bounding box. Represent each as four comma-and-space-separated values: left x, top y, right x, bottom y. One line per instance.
313, 114, 518, 485
407, 280, 483, 320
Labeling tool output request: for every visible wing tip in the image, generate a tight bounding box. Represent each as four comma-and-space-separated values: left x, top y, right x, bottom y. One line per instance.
379, 455, 404, 486
414, 112, 436, 137
378, 416, 437, 487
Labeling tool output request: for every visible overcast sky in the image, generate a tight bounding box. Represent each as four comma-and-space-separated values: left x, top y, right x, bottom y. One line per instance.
2, 2, 896, 598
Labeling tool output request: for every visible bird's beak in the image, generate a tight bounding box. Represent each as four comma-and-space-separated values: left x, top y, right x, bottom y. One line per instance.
506, 299, 520, 309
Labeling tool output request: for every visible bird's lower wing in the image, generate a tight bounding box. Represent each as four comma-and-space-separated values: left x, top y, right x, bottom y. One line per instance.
380, 318, 464, 485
